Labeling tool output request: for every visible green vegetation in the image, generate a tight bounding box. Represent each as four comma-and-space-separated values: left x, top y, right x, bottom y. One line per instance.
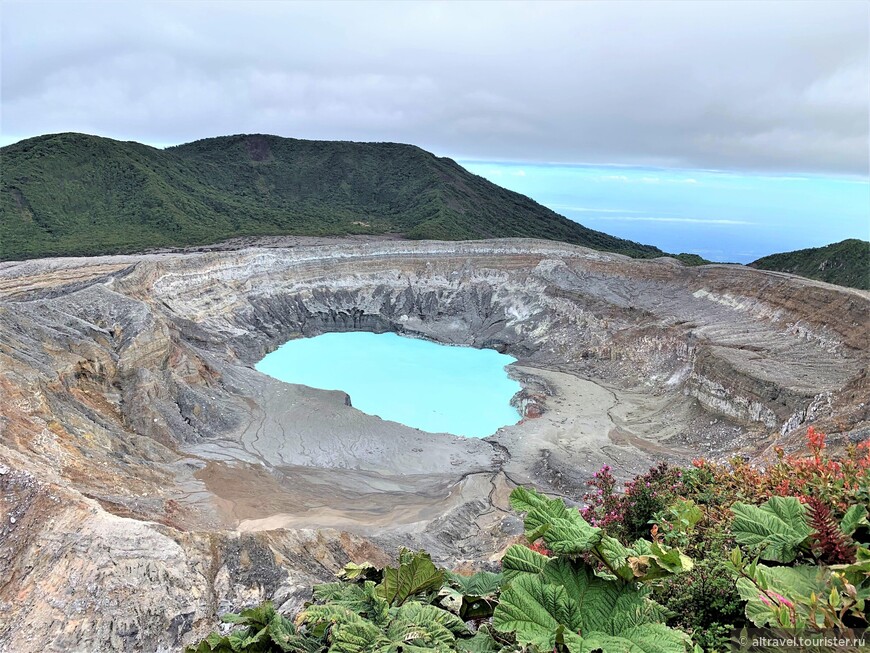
750, 239, 869, 290
189, 428, 868, 652
189, 487, 692, 653
1, 132, 679, 261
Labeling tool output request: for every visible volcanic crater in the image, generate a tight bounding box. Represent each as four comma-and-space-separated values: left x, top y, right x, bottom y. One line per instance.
1, 237, 867, 651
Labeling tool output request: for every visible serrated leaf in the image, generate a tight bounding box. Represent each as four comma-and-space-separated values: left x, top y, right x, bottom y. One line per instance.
226, 626, 268, 652
582, 623, 689, 653
297, 603, 368, 629
731, 497, 812, 563
236, 602, 276, 628
205, 632, 225, 647
339, 560, 382, 582
377, 549, 445, 607
312, 581, 388, 623
394, 601, 469, 636
268, 612, 318, 652
509, 485, 554, 513
385, 602, 458, 651
493, 574, 581, 651
220, 613, 245, 624
502, 544, 550, 581
593, 536, 691, 582
445, 570, 503, 597
542, 513, 603, 555
523, 503, 571, 541
443, 571, 503, 621
510, 488, 603, 555
595, 535, 635, 581
312, 581, 352, 602
329, 619, 386, 653
541, 556, 625, 634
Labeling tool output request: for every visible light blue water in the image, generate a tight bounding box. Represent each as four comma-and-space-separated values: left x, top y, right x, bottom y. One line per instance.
255, 332, 522, 438
460, 161, 870, 264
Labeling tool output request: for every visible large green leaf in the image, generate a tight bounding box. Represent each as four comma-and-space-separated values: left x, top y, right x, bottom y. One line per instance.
226, 627, 269, 652
593, 536, 692, 582
308, 599, 463, 653
445, 570, 503, 597
392, 601, 469, 636
297, 603, 369, 631
339, 560, 382, 582
442, 571, 503, 621
328, 619, 388, 653
501, 544, 550, 581
509, 485, 555, 513
580, 624, 690, 653
542, 512, 604, 555
495, 569, 685, 653
493, 574, 583, 650
509, 487, 602, 555
312, 581, 389, 624
541, 557, 626, 634
377, 549, 445, 607
221, 601, 277, 628
840, 504, 869, 537
268, 612, 319, 653
594, 535, 635, 581
731, 497, 812, 563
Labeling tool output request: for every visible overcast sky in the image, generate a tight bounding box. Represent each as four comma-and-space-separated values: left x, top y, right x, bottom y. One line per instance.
2, 1, 868, 175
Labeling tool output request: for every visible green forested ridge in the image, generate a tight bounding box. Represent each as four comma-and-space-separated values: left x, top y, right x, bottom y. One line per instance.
1, 132, 679, 261
750, 239, 869, 290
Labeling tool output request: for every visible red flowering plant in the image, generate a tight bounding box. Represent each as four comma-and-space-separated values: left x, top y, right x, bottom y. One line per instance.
579, 464, 621, 530
581, 462, 687, 542
690, 428, 869, 518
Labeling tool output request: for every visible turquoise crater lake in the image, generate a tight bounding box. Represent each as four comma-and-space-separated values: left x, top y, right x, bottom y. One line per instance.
255, 332, 523, 438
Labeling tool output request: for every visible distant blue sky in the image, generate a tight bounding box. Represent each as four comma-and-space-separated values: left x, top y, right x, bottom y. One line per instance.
460, 161, 870, 263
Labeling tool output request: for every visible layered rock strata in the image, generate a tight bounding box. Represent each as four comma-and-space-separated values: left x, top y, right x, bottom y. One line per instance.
1, 238, 866, 651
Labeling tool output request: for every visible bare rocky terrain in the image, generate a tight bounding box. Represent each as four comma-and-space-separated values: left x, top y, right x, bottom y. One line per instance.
1, 238, 867, 652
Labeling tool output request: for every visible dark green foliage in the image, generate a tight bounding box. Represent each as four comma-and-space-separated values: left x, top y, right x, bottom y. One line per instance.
186, 602, 319, 653
749, 238, 870, 290
376, 548, 444, 607
671, 253, 709, 266
0, 132, 674, 261
582, 462, 687, 542
651, 530, 744, 653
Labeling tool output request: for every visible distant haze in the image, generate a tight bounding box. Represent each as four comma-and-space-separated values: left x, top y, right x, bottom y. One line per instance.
2, 1, 868, 176
462, 161, 870, 263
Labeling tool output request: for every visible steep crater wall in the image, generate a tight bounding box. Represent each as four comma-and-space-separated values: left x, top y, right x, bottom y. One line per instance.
1, 238, 867, 652
119, 240, 867, 441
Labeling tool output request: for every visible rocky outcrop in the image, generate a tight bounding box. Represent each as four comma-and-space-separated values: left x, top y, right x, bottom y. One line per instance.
1, 238, 867, 651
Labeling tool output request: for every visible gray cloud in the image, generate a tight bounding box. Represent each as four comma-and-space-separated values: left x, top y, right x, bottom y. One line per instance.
2, 0, 867, 175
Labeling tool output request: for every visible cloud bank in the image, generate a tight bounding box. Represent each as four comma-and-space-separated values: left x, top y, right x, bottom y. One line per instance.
2, 1, 867, 175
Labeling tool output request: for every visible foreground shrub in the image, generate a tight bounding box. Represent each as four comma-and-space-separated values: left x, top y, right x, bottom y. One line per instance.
650, 525, 743, 653
689, 428, 869, 515
581, 462, 686, 541
189, 487, 692, 653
